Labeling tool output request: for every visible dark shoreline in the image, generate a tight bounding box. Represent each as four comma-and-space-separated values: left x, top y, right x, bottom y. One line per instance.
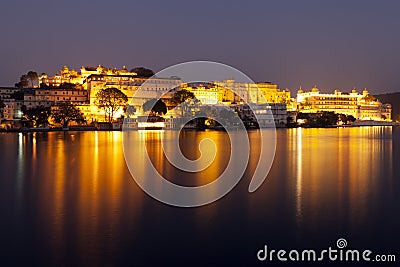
1, 125, 399, 134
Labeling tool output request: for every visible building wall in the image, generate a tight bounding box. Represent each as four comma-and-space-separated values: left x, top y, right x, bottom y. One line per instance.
214, 80, 251, 103
2, 99, 23, 121
232, 103, 287, 127
0, 87, 21, 100
23, 88, 89, 108
257, 82, 291, 104
182, 84, 219, 105
214, 80, 291, 105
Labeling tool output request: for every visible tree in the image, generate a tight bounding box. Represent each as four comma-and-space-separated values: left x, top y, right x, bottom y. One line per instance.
192, 110, 208, 129
94, 88, 128, 122
142, 98, 167, 115
346, 115, 356, 123
51, 102, 86, 128
172, 89, 195, 105
346, 115, 357, 124
15, 71, 38, 88
21, 105, 51, 127
58, 82, 77, 89
15, 75, 29, 88
26, 71, 38, 87
316, 112, 339, 126
338, 113, 357, 125
296, 112, 310, 121
170, 89, 199, 117
338, 114, 348, 124
297, 112, 341, 127
39, 83, 49, 89
130, 67, 154, 78
125, 105, 136, 117
39, 82, 79, 89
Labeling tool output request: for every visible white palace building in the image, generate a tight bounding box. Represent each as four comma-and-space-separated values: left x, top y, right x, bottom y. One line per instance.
296, 87, 391, 121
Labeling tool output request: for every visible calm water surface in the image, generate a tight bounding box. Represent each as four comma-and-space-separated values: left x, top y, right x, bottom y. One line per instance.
0, 127, 399, 266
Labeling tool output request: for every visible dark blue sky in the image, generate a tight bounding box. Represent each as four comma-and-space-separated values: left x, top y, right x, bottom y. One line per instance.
1, 0, 400, 94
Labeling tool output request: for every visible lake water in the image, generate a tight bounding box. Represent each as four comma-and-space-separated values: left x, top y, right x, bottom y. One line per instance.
0, 127, 399, 266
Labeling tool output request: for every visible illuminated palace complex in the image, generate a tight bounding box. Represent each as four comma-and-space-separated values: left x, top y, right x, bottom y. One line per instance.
82, 73, 181, 121
39, 65, 136, 87
297, 87, 392, 121
181, 81, 291, 126
0, 65, 394, 126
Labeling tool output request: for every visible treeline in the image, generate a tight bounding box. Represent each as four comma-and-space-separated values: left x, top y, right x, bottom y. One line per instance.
21, 103, 85, 128
297, 112, 356, 127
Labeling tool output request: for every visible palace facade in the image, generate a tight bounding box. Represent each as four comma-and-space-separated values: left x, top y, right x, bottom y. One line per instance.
39, 65, 136, 87
297, 87, 391, 121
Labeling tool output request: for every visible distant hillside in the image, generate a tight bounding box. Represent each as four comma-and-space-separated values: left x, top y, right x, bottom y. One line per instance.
375, 92, 400, 121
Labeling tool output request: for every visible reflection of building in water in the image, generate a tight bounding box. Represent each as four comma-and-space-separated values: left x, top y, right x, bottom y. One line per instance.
296, 87, 392, 121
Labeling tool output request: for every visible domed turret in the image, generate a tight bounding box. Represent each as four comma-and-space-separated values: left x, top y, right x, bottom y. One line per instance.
311, 86, 319, 93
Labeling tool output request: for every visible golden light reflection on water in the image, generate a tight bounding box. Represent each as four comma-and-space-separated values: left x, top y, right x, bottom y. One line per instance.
244, 126, 395, 239
3, 127, 396, 265
296, 128, 303, 222
125, 130, 231, 204
72, 131, 141, 266
288, 127, 393, 232
53, 133, 66, 262
16, 133, 25, 199
32, 133, 37, 159
11, 131, 147, 265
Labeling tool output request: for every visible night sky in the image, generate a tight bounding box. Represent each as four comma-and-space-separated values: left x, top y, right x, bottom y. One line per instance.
1, 0, 400, 94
